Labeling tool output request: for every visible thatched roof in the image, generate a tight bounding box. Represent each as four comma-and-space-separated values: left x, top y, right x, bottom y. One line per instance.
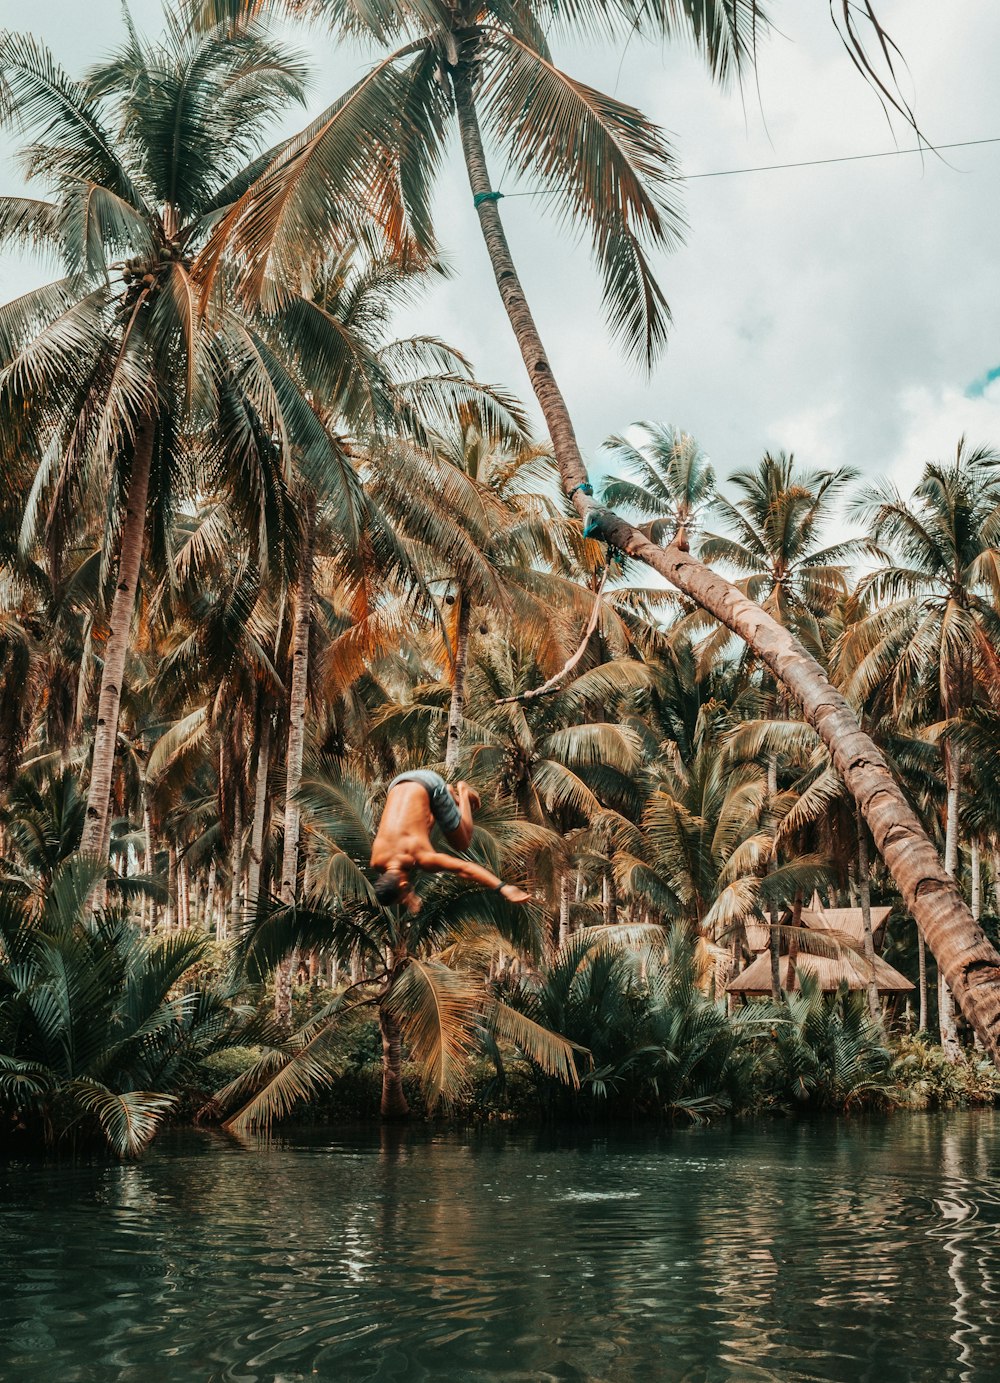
727, 949, 914, 995
742, 901, 892, 956
805, 905, 892, 947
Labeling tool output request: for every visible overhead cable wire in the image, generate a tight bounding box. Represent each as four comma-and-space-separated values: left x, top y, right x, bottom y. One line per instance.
493, 136, 1000, 200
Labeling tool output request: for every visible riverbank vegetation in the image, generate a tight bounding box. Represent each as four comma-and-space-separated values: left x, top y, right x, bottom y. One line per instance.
2, 6, 1000, 1157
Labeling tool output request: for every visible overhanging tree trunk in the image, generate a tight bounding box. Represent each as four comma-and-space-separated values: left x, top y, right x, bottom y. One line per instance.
453, 66, 1000, 1062
275, 502, 316, 1025
81, 415, 156, 858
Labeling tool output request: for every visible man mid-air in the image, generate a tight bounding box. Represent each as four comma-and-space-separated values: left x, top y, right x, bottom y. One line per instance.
370, 770, 530, 913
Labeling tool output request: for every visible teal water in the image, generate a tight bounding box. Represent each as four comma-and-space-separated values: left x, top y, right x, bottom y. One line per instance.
2, 1115, 1000, 1381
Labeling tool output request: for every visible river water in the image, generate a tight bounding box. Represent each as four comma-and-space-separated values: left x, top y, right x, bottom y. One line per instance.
2, 1114, 1000, 1381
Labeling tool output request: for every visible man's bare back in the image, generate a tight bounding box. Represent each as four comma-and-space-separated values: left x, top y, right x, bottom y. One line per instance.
370, 772, 530, 912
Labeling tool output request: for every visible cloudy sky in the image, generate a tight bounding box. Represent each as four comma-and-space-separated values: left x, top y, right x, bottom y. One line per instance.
4, 0, 1000, 505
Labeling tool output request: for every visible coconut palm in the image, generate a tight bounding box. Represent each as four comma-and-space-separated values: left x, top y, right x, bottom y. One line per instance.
602, 424, 716, 550
699, 452, 863, 658
839, 443, 1000, 1050
0, 16, 372, 862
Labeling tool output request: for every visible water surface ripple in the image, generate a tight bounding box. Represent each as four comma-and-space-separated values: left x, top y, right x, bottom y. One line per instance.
3, 1114, 1000, 1381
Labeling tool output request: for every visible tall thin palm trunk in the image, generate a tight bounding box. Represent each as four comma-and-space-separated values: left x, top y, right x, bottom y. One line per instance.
766, 752, 781, 1000
917, 931, 927, 1032
378, 1005, 409, 1119
939, 743, 962, 1057
246, 711, 272, 915
602, 870, 616, 928
81, 415, 155, 858
453, 64, 1000, 1062
558, 870, 571, 948
275, 503, 316, 1024
445, 593, 470, 775
205, 858, 218, 939
166, 841, 178, 931
229, 783, 243, 941
142, 795, 154, 931
856, 805, 880, 1021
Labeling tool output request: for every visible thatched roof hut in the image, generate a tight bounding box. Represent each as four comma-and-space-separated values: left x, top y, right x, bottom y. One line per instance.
742, 900, 892, 956
727, 949, 914, 996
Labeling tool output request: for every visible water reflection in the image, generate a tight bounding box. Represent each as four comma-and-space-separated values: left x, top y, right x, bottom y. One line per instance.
2, 1116, 1000, 1380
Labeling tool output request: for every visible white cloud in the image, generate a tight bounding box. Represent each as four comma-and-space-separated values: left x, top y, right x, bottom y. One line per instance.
886, 380, 1000, 491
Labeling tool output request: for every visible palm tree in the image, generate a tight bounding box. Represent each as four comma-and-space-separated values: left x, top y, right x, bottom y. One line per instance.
603, 424, 716, 551
699, 452, 863, 660
839, 444, 1000, 1051
0, 17, 363, 862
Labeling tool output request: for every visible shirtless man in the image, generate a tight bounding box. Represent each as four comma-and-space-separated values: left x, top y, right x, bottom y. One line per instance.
370, 770, 531, 912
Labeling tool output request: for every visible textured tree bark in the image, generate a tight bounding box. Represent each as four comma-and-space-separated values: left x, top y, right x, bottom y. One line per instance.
142, 796, 155, 931
453, 67, 1000, 1063
166, 841, 178, 932
205, 858, 217, 939
558, 870, 571, 949
275, 503, 316, 1025
246, 712, 272, 915
229, 783, 243, 942
971, 840, 982, 921
602, 870, 617, 928
856, 806, 881, 1021
444, 593, 470, 776
785, 892, 803, 991
178, 856, 190, 929
939, 744, 962, 1057
81, 415, 155, 858
918, 931, 928, 1032
378, 1004, 410, 1119
766, 754, 781, 1000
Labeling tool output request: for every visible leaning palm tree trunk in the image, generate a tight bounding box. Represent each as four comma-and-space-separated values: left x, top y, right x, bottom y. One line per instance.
80, 416, 155, 857
453, 76, 1000, 1064
275, 504, 316, 1024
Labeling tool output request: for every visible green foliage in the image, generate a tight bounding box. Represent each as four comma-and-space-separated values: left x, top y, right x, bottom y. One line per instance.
891, 1034, 1000, 1110
504, 924, 767, 1122
761, 973, 895, 1112
0, 858, 250, 1157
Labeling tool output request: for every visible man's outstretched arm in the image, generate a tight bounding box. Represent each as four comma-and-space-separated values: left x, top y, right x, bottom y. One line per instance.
416, 849, 529, 903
